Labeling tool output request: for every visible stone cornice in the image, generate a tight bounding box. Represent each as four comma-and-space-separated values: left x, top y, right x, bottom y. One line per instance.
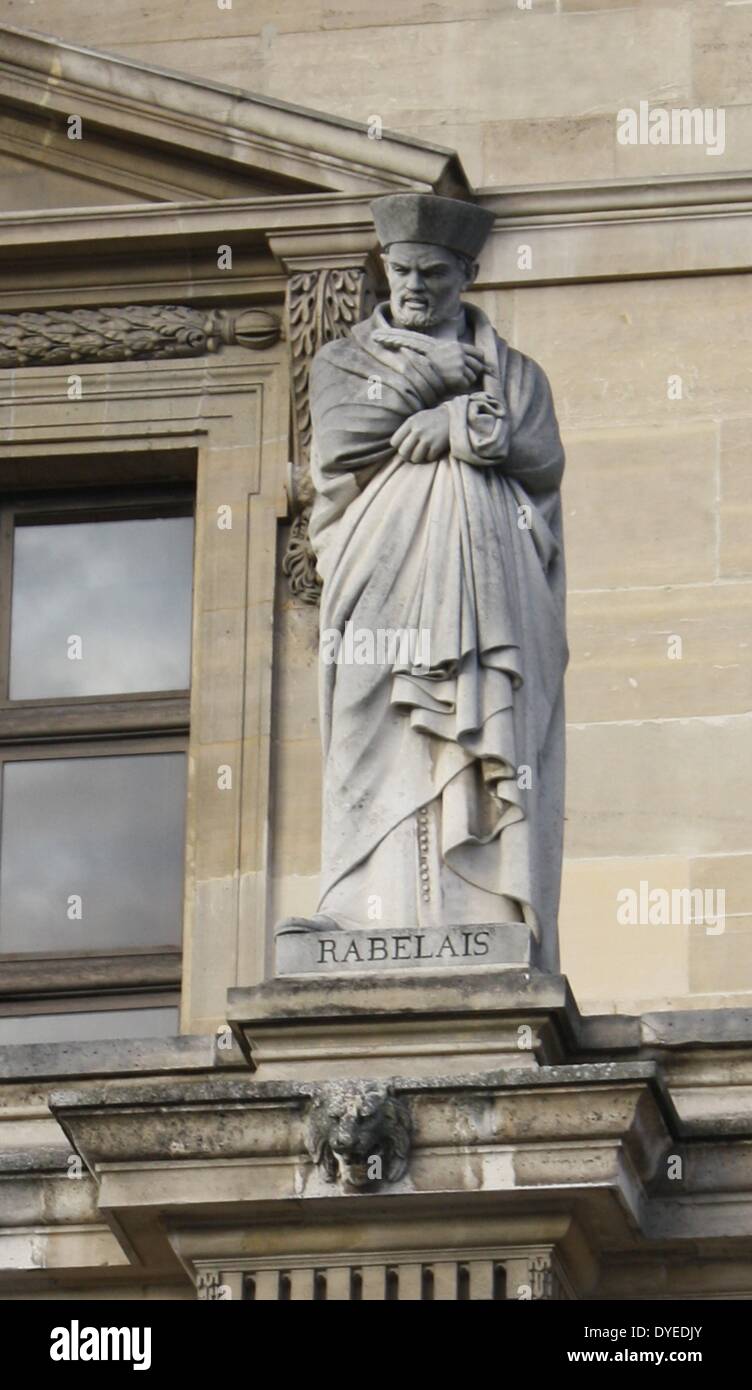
476, 174, 752, 286
0, 193, 379, 259
43, 1057, 752, 1264
2, 173, 749, 246
48, 1061, 674, 1193
6, 994, 752, 1294
478, 173, 752, 221
2, 175, 751, 293
0, 1035, 247, 1082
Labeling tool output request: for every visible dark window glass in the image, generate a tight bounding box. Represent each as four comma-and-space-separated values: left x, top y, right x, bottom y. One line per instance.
0, 752, 186, 952
9, 515, 193, 699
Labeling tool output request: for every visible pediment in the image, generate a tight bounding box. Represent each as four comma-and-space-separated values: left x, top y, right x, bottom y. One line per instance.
0, 147, 146, 212
0, 26, 468, 214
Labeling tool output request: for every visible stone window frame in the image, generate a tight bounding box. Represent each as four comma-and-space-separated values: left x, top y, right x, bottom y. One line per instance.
0, 340, 288, 1035
0, 479, 194, 1023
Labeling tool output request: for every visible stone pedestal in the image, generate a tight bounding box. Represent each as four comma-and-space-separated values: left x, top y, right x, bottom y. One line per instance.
43, 975, 668, 1303
25, 974, 752, 1301
228, 969, 575, 1079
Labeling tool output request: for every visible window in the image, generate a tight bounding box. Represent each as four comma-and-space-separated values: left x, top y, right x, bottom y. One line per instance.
0, 486, 194, 1044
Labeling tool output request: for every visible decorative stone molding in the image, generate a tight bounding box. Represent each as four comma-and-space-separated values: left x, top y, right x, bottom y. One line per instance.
529, 1253, 561, 1300
189, 1251, 568, 1300
0, 305, 280, 368
238, 1258, 504, 1301
196, 1270, 231, 1301
504, 1252, 567, 1301
305, 1080, 412, 1190
282, 266, 377, 604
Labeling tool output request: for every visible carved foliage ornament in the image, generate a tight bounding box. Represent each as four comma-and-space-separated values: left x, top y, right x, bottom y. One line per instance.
282, 266, 376, 604
306, 1080, 412, 1191
0, 304, 280, 368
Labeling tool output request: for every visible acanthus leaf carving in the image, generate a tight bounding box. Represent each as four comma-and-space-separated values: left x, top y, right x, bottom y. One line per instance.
282, 265, 377, 605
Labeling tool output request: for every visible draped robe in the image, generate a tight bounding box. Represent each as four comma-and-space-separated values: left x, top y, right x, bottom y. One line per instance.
308, 302, 568, 970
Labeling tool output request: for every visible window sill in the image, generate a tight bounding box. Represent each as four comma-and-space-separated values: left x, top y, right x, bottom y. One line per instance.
0, 947, 182, 999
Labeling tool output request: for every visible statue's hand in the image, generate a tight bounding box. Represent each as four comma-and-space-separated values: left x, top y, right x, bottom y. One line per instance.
426, 339, 485, 392
373, 329, 485, 393
391, 405, 450, 463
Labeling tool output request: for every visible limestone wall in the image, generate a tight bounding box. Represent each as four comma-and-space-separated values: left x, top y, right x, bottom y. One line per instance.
516, 275, 752, 1012
2, 0, 749, 1015
3, 0, 748, 186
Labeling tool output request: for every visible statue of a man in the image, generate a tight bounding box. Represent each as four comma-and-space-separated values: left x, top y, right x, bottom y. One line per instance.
299, 193, 568, 972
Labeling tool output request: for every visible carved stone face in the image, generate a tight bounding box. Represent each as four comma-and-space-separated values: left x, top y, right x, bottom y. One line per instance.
381, 241, 476, 330
326, 1090, 389, 1188
306, 1081, 412, 1191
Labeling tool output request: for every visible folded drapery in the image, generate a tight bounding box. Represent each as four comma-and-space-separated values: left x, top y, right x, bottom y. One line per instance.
309, 303, 568, 963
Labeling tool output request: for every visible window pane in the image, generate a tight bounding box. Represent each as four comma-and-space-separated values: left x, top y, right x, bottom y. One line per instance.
0, 753, 185, 952
9, 514, 193, 699
0, 1006, 179, 1045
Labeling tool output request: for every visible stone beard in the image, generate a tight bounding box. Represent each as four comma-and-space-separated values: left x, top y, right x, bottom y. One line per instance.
305, 196, 568, 972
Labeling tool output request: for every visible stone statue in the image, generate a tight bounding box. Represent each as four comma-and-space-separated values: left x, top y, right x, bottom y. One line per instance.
281, 193, 568, 974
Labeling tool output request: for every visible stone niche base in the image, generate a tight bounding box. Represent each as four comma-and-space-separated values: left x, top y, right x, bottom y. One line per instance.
228, 969, 579, 1080
275, 920, 531, 977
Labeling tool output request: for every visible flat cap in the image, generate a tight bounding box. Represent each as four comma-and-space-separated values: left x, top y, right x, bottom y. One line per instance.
371, 193, 494, 259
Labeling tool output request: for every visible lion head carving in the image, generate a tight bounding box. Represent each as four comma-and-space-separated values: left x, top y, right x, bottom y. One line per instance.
306, 1081, 412, 1190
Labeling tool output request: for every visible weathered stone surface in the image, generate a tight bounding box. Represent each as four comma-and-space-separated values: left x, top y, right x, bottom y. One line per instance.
565, 715, 752, 859
560, 856, 691, 1009
463, 288, 515, 343
269, 589, 322, 923
720, 418, 752, 580
0, 1035, 243, 1082
229, 968, 579, 1076
692, 4, 752, 104
270, 737, 323, 881
3, 0, 555, 47
567, 583, 752, 723
195, 612, 246, 746
559, 0, 700, 9
515, 277, 752, 429
482, 115, 618, 186
640, 1009, 752, 1049
230, 967, 575, 1019
691, 854, 752, 935
563, 424, 716, 591
689, 921, 752, 997
0, 151, 138, 210
114, 11, 691, 126
403, 121, 484, 188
